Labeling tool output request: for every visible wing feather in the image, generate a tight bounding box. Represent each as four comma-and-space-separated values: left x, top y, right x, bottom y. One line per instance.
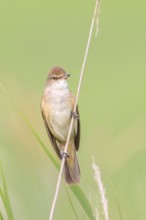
74, 106, 80, 151
41, 103, 61, 159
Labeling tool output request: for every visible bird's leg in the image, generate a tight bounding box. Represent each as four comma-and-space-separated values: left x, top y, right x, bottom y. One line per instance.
71, 111, 79, 119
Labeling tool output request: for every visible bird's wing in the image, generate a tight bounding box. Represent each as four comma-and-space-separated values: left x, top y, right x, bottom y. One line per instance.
41, 100, 61, 160
74, 106, 80, 151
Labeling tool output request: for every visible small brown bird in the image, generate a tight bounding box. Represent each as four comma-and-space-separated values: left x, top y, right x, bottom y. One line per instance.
41, 66, 80, 184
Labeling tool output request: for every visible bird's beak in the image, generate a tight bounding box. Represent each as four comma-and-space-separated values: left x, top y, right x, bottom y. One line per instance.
63, 73, 71, 79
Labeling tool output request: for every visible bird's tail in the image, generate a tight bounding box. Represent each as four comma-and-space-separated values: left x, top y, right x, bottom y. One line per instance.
64, 144, 80, 184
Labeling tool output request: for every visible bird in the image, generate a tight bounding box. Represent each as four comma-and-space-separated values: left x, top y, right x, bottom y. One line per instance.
41, 66, 80, 184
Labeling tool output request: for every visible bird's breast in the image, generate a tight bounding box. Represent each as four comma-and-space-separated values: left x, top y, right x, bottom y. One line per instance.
47, 90, 73, 142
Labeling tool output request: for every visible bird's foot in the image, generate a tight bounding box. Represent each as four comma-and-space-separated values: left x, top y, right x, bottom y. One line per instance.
60, 150, 70, 159
71, 111, 79, 119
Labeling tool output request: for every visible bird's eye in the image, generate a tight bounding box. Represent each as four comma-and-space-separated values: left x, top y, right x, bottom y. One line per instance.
52, 77, 58, 80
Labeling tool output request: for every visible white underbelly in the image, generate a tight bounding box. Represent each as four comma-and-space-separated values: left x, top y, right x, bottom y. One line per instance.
49, 102, 72, 142
44, 81, 75, 143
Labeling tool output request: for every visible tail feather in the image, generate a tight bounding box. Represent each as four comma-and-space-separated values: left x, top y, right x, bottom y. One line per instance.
64, 149, 80, 184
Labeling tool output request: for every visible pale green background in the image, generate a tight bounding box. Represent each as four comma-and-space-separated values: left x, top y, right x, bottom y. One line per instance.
0, 0, 146, 219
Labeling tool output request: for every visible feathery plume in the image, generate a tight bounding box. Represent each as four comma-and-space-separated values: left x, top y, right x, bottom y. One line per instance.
92, 159, 109, 220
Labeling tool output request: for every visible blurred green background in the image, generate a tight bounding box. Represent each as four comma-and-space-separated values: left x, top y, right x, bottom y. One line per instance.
0, 0, 146, 219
